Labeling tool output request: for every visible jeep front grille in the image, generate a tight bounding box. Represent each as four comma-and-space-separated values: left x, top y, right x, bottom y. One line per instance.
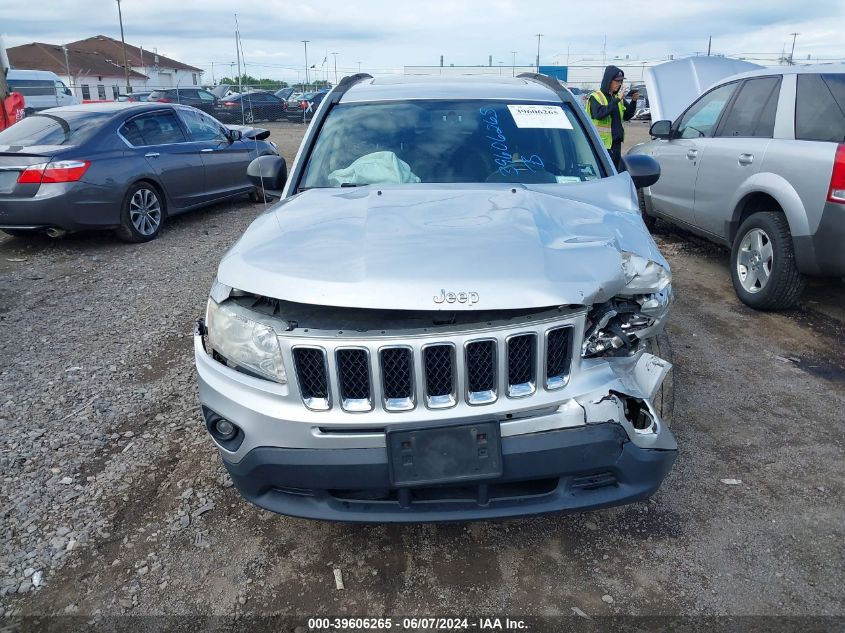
465, 339, 496, 405
336, 348, 372, 411
288, 320, 576, 414
506, 334, 537, 397
292, 347, 330, 410
380, 347, 414, 411
423, 344, 456, 408
545, 326, 572, 390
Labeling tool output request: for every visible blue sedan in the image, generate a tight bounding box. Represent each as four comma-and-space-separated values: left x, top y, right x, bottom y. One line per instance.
0, 103, 278, 242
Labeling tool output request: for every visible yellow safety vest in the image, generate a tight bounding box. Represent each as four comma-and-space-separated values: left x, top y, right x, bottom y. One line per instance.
587, 90, 626, 149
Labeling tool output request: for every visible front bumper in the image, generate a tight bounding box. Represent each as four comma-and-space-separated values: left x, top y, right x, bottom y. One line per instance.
195, 329, 678, 522
223, 423, 676, 522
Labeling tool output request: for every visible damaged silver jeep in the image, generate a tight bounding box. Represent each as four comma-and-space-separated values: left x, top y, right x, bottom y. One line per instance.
194, 73, 675, 522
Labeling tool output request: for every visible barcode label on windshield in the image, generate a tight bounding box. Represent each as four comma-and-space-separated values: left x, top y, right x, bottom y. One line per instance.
507, 104, 573, 129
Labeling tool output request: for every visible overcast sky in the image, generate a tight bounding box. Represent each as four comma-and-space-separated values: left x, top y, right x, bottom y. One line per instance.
3, 0, 844, 83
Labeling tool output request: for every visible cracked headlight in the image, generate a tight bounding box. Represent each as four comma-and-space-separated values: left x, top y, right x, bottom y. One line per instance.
582, 286, 672, 358
205, 298, 287, 383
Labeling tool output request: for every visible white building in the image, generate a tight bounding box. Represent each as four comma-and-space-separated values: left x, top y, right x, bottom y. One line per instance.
67, 35, 204, 91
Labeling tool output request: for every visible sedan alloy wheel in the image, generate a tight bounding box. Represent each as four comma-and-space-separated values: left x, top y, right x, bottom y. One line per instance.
129, 187, 162, 236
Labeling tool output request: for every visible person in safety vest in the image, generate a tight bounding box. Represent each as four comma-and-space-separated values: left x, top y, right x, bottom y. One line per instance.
586, 65, 638, 170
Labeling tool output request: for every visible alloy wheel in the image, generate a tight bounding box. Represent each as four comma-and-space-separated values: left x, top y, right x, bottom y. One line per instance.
129, 188, 162, 236
736, 227, 773, 293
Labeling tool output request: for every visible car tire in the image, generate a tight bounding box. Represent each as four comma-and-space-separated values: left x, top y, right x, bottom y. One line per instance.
637, 188, 657, 232
730, 212, 805, 310
644, 331, 674, 427
115, 182, 165, 243
248, 187, 264, 203
244, 110, 255, 124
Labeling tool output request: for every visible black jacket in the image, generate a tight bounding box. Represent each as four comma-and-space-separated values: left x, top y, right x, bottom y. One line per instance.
588, 65, 638, 143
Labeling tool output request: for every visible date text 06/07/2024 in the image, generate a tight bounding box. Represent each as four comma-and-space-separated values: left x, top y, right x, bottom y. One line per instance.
307, 617, 528, 630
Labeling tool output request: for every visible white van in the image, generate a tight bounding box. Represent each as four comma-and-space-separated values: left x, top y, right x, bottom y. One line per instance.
6, 69, 79, 113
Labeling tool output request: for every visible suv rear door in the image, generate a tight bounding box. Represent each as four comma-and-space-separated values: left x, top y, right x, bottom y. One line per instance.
692, 75, 781, 238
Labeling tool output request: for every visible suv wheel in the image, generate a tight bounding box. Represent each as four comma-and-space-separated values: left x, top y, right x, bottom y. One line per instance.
244, 110, 255, 124
730, 212, 805, 310
115, 183, 164, 243
637, 188, 656, 232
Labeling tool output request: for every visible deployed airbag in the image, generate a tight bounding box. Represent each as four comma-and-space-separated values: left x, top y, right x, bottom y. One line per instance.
328, 151, 421, 186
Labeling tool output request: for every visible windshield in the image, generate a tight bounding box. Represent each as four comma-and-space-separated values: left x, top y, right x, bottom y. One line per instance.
301, 100, 604, 188
0, 111, 111, 146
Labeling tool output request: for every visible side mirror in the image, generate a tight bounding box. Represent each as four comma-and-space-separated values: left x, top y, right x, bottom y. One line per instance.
228, 129, 243, 142
620, 154, 660, 189
649, 119, 672, 139
247, 155, 287, 191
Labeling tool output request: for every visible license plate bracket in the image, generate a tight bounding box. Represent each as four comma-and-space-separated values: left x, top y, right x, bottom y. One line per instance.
0, 171, 18, 194
386, 421, 502, 487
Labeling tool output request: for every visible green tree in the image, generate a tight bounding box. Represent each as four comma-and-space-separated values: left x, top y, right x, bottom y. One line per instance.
216, 75, 288, 90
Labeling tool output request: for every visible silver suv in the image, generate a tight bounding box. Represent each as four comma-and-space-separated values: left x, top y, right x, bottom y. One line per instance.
631, 65, 845, 310
194, 73, 676, 522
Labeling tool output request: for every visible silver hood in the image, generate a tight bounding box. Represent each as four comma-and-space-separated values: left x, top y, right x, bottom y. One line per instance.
217, 176, 669, 311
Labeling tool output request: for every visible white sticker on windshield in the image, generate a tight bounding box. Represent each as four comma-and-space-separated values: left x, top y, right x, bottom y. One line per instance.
507, 104, 573, 129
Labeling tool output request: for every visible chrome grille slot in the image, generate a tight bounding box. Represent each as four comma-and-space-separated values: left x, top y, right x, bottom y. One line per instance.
283, 309, 584, 413
336, 348, 372, 412
292, 347, 330, 410
380, 347, 415, 411
465, 339, 497, 405
545, 326, 573, 390
423, 344, 456, 409
507, 334, 537, 398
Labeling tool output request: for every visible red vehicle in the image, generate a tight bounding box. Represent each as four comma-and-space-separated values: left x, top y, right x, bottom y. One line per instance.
1, 92, 25, 131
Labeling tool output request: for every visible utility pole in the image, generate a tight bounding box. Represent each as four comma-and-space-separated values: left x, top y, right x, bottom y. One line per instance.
535, 33, 543, 71
357, 61, 361, 73
116, 0, 131, 94
302, 41, 310, 86
62, 45, 73, 97
511, 51, 517, 77
211, 61, 215, 85
0, 34, 11, 101
498, 61, 503, 75
789, 32, 799, 64
332, 52, 338, 84
235, 14, 243, 94
707, 36, 712, 56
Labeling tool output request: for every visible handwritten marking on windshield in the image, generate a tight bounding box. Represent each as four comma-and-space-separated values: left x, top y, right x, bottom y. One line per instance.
480, 107, 545, 177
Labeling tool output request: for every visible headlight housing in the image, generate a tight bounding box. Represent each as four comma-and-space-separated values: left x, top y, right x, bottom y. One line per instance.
582, 280, 672, 359
205, 298, 287, 383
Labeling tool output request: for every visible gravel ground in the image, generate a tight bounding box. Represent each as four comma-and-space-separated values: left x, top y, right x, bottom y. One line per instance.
0, 120, 843, 623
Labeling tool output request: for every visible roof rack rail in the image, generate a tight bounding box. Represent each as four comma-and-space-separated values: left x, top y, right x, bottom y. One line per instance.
328, 73, 373, 102
516, 72, 574, 104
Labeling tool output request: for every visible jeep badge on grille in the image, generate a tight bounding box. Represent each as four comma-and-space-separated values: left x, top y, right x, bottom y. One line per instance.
433, 289, 479, 305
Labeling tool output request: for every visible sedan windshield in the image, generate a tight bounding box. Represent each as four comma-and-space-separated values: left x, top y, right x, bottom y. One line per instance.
0, 111, 111, 146
301, 99, 604, 187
